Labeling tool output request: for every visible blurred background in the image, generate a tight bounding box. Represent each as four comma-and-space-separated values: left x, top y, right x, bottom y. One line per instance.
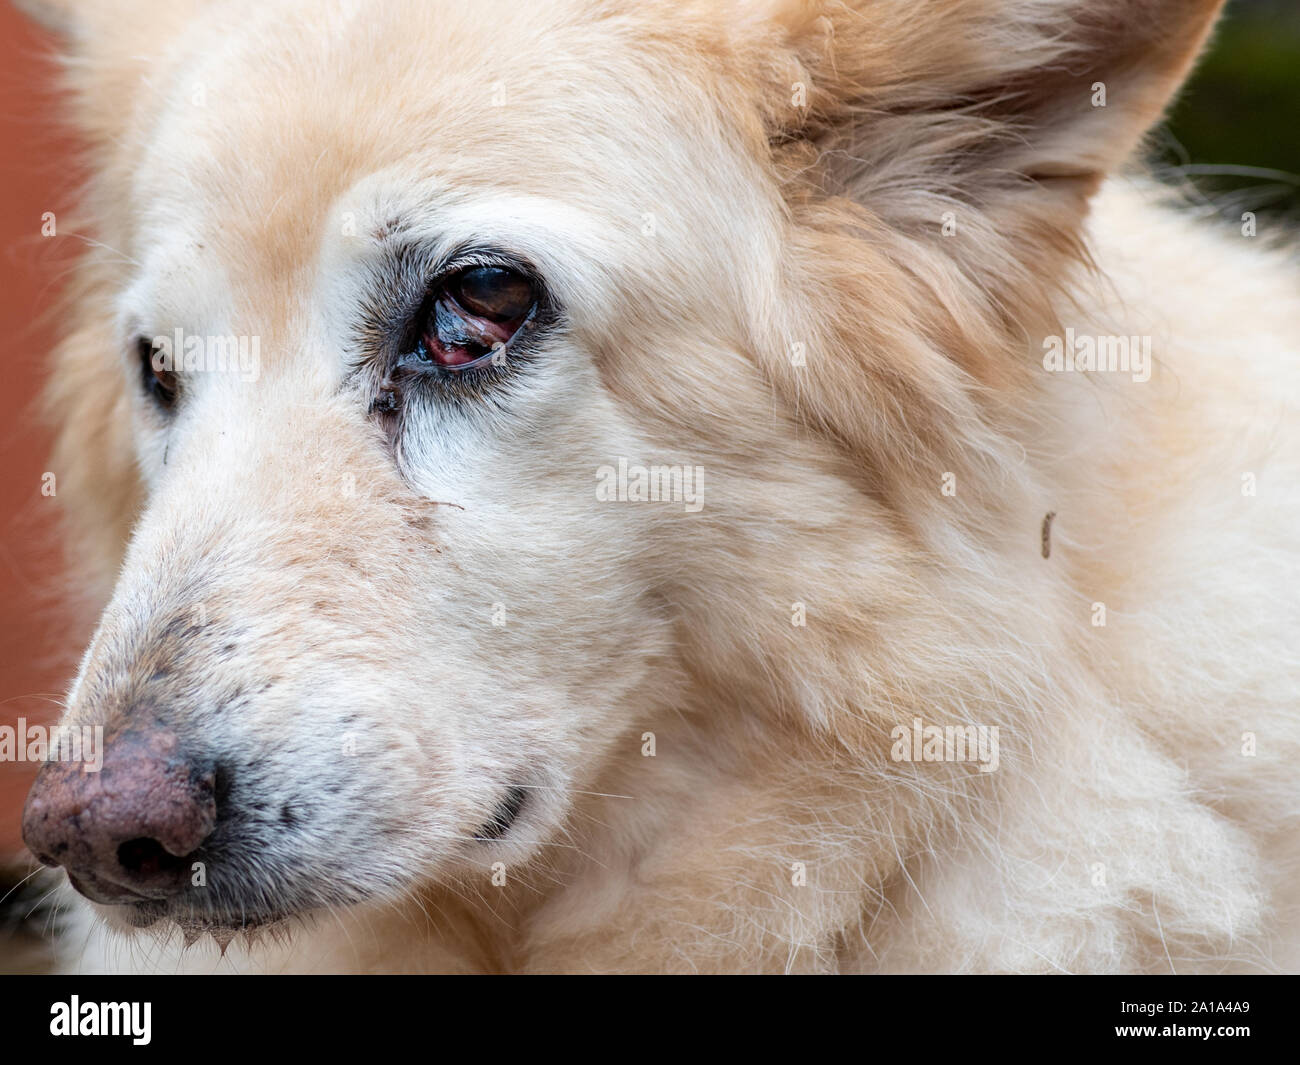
0, 3, 82, 868
0, 0, 1297, 896
1162, 0, 1300, 222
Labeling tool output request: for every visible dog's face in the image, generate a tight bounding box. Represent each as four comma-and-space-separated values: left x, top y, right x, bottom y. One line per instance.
22, 0, 1222, 937
31, 0, 815, 932
37, 0, 749, 930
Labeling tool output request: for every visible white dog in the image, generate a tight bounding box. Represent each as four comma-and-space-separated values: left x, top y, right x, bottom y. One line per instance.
13, 0, 1300, 973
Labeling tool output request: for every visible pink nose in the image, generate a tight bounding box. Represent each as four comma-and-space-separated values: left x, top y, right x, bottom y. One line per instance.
21, 727, 216, 904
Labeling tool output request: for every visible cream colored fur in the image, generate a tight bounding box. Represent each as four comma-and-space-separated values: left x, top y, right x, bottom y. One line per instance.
19, 0, 1300, 972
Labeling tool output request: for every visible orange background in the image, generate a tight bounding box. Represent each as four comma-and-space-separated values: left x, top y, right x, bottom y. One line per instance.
0, 8, 84, 859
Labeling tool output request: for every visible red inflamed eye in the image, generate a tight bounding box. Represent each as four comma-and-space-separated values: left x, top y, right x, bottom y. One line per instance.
419, 266, 538, 369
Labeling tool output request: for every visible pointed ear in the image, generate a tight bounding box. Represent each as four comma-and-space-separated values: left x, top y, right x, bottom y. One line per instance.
724, 1, 1226, 510
757, 0, 1224, 219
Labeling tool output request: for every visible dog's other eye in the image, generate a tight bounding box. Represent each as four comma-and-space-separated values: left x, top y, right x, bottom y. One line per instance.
419, 266, 538, 369
137, 336, 178, 409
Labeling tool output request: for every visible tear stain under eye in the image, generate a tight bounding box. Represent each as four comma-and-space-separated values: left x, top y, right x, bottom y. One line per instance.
369, 376, 405, 439
367, 354, 430, 424
370, 380, 402, 417
362, 371, 469, 513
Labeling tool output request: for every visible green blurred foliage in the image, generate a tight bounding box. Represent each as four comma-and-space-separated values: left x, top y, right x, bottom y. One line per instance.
1161, 0, 1300, 220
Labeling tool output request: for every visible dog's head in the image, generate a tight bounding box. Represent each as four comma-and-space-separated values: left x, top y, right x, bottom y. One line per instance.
20, 0, 1221, 937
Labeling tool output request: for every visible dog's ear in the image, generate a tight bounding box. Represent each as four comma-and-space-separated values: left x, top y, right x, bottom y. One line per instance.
750, 0, 1224, 220
721, 0, 1225, 510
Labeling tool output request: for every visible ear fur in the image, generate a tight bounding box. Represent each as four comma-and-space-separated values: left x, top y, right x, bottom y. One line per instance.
750, 0, 1225, 211
719, 0, 1225, 516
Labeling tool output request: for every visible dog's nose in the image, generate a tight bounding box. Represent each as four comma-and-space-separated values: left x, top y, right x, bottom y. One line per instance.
21, 727, 217, 904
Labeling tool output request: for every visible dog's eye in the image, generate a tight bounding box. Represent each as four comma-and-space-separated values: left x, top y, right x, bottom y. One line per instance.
419, 266, 537, 369
450, 266, 535, 322
137, 337, 178, 409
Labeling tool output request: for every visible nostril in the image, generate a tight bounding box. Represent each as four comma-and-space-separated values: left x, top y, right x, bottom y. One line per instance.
116, 837, 190, 879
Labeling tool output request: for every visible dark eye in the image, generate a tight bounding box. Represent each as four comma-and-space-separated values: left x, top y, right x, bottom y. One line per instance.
419, 265, 538, 369
450, 266, 535, 322
137, 336, 178, 409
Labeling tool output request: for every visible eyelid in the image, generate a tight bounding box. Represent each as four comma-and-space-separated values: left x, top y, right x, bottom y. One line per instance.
350, 242, 555, 385
436, 250, 544, 292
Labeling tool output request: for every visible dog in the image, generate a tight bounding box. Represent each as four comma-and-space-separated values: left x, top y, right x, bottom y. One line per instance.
12, 0, 1300, 973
